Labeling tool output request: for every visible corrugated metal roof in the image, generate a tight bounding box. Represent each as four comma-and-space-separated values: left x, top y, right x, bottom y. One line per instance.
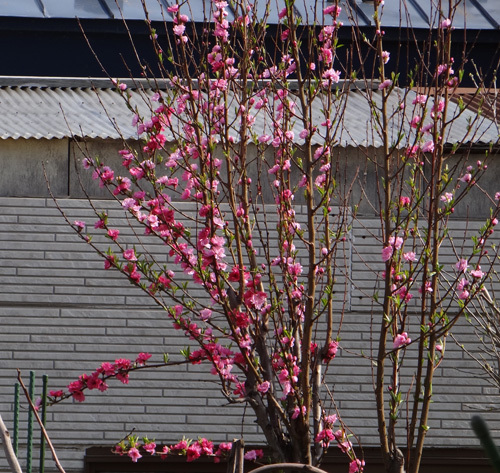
0, 77, 497, 147
1, 0, 499, 29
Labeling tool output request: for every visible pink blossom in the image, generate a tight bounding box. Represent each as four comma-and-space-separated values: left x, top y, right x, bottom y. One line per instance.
71, 390, 85, 402
406, 145, 419, 158
440, 193, 453, 204
244, 449, 264, 461
173, 24, 186, 36
457, 278, 469, 291
378, 79, 392, 90
200, 308, 212, 321
382, 50, 390, 64
393, 332, 411, 349
400, 196, 410, 207
323, 340, 338, 363
82, 157, 93, 169
160, 446, 169, 459
257, 381, 270, 393
322, 68, 341, 86
349, 459, 365, 473
389, 236, 403, 250
459, 289, 470, 300
459, 173, 472, 183
421, 123, 433, 134
186, 443, 202, 462
315, 428, 335, 446
323, 5, 341, 16
143, 442, 156, 455
199, 438, 213, 456
128, 447, 142, 463
74, 220, 86, 231
420, 281, 433, 294
456, 258, 468, 273
421, 140, 435, 153
412, 94, 427, 105
381, 246, 393, 262
470, 267, 484, 278
104, 254, 117, 270
403, 251, 417, 262
410, 116, 421, 128
292, 405, 306, 419
116, 371, 129, 384
493, 218, 499, 226
135, 352, 152, 365
123, 249, 137, 261
107, 229, 119, 241
94, 219, 105, 229
214, 442, 232, 463
440, 18, 452, 29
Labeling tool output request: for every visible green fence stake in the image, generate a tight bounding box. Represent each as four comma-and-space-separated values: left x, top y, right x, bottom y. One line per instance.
27, 371, 35, 473
40, 375, 48, 473
13, 383, 20, 456
471, 415, 500, 473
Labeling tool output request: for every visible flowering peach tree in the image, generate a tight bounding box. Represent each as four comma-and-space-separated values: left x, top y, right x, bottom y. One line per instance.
44, 1, 500, 473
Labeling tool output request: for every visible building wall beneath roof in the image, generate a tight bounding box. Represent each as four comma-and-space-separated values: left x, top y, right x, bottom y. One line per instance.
1, 138, 500, 472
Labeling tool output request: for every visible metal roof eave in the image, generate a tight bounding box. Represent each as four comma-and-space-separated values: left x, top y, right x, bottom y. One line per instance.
0, 77, 497, 148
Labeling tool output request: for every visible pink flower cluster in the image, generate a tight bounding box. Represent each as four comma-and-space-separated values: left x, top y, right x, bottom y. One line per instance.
70, 1, 359, 467
393, 332, 411, 350
113, 437, 264, 465
64, 353, 151, 402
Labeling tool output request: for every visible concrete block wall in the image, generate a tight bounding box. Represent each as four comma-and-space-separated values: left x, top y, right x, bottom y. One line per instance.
1, 136, 500, 472
1, 195, 499, 473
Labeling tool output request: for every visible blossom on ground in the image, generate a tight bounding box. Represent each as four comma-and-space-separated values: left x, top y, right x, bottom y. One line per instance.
244, 449, 264, 461
143, 442, 156, 455
128, 448, 142, 462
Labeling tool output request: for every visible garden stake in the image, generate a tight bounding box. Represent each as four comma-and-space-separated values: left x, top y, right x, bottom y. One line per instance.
471, 415, 500, 473
40, 375, 48, 473
13, 382, 19, 456
27, 371, 35, 473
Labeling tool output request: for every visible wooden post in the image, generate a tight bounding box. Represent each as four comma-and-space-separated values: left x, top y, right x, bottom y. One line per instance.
227, 439, 245, 473
0, 413, 23, 473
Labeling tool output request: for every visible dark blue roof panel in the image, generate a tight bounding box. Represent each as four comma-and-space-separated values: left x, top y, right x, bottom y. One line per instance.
0, 0, 498, 29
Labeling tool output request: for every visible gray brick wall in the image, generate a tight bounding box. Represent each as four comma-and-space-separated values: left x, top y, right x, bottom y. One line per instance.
1, 195, 499, 473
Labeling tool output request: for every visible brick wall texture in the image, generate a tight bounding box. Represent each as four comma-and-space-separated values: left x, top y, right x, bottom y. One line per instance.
1, 195, 499, 473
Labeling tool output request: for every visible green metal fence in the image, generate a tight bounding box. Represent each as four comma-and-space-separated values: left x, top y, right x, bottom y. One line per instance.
13, 372, 48, 473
